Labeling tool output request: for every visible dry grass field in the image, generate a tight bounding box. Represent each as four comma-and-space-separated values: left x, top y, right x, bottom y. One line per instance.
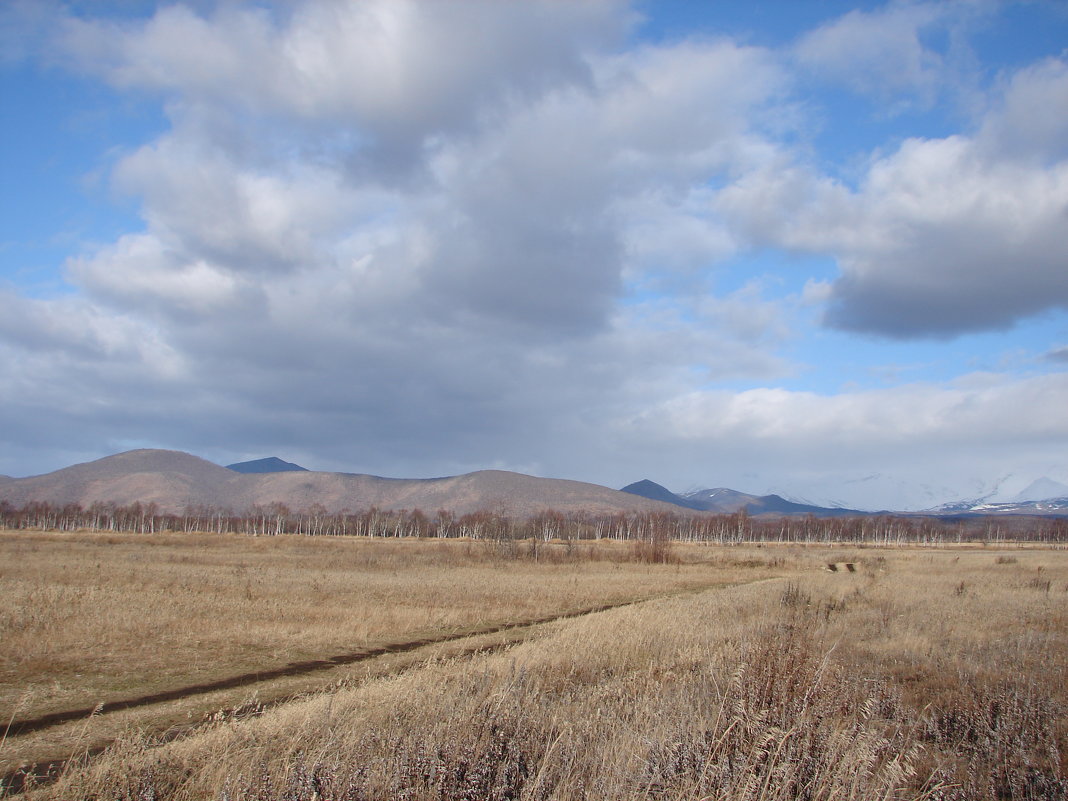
0, 530, 777, 783
2, 532, 1066, 799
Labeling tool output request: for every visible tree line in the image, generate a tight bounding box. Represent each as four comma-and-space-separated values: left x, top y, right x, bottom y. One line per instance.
2, 499, 1066, 544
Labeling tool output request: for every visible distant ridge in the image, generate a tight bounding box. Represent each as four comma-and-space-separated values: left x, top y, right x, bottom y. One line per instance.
931, 496, 1068, 515
623, 482, 865, 517
227, 457, 308, 474
686, 488, 858, 516
682, 488, 758, 513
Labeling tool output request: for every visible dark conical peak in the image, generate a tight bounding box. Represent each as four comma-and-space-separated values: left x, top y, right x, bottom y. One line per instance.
621, 479, 671, 498
620, 479, 706, 511
227, 457, 308, 474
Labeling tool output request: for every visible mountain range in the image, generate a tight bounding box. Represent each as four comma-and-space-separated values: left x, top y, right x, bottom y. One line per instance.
918, 477, 1068, 515
0, 450, 680, 517
620, 478, 1068, 517
2, 450, 1066, 518
620, 480, 867, 516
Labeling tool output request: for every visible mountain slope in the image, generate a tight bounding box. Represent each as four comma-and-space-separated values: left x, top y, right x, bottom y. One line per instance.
0, 450, 240, 511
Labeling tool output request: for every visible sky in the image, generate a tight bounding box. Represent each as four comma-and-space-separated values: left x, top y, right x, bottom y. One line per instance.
2, 0, 1067, 511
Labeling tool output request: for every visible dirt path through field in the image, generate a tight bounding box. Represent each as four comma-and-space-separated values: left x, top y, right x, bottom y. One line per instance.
7, 596, 665, 738
3, 577, 782, 792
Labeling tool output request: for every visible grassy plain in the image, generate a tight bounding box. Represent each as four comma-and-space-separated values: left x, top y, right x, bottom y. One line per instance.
2, 532, 1066, 799
0, 530, 778, 780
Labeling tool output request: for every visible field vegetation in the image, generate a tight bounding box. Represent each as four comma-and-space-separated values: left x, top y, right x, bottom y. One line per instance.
0, 529, 772, 781
1, 530, 1066, 800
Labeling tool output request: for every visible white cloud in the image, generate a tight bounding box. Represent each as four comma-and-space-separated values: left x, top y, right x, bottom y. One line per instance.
112, 135, 369, 273
793, 1, 974, 108
718, 54, 1068, 338
60, 0, 629, 175
0, 291, 188, 411
978, 56, 1068, 164
68, 234, 245, 316
647, 372, 1068, 445
51, 2, 785, 341
0, 0, 61, 64
619, 186, 736, 278
825, 134, 1068, 336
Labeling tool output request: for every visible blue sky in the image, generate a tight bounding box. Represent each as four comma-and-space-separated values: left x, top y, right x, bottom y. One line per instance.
2, 0, 1067, 510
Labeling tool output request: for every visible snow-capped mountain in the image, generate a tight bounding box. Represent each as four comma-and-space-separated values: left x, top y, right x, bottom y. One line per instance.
928, 476, 1068, 514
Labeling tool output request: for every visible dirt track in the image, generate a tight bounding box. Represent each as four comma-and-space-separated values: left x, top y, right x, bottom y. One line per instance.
3, 582, 747, 793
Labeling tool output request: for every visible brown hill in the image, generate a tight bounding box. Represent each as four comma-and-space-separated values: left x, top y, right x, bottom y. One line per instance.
0, 450, 240, 512
0, 450, 683, 517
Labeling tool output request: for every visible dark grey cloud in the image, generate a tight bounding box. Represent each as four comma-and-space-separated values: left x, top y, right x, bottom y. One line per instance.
823, 207, 1068, 338
821, 57, 1068, 339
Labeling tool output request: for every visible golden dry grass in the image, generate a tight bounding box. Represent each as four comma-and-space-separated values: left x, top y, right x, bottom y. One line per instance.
0, 530, 786, 779
4, 535, 1067, 800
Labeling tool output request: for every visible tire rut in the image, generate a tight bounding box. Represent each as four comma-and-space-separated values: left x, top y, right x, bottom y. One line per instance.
6, 599, 641, 739
2, 582, 745, 793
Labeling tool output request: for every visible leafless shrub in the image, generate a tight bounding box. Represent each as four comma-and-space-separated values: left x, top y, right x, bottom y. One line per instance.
861, 555, 887, 572
629, 534, 677, 565
780, 582, 811, 608
1027, 576, 1052, 593
638, 626, 918, 800
921, 678, 1068, 801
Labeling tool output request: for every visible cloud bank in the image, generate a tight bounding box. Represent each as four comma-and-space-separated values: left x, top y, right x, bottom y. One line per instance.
2, 0, 1067, 509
